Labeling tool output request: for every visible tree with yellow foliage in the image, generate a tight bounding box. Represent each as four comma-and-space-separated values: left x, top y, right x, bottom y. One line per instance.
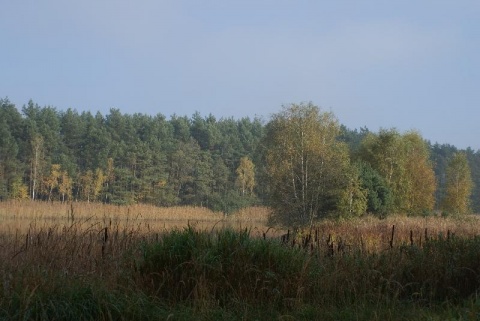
80, 170, 94, 202
265, 103, 352, 226
93, 168, 106, 201
442, 153, 473, 215
58, 170, 73, 203
235, 156, 255, 196
359, 129, 436, 215
10, 177, 29, 200
338, 167, 368, 217
403, 131, 436, 214
44, 164, 61, 201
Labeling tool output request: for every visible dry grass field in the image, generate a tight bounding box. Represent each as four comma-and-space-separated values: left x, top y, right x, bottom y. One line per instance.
0, 201, 279, 320
303, 214, 480, 254
2, 200, 480, 252
2, 201, 480, 320
0, 201, 272, 289
0, 200, 272, 234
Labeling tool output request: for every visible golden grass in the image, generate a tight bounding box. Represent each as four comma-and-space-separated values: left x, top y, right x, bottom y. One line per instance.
0, 201, 274, 299
2, 200, 480, 310
2, 200, 480, 253
1, 203, 480, 319
0, 200, 272, 234
0, 200, 224, 220
288, 214, 480, 253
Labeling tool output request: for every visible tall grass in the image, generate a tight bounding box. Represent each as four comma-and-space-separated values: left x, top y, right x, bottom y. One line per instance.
0, 201, 271, 235
136, 226, 480, 319
139, 227, 312, 308
1, 225, 480, 319
2, 201, 480, 319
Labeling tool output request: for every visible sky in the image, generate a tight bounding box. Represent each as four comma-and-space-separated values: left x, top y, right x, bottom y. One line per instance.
1, 1, 479, 149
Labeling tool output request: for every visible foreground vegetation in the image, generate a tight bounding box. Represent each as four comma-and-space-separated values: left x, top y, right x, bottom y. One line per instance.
2, 203, 480, 320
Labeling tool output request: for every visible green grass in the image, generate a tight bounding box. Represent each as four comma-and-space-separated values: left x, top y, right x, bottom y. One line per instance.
2, 226, 480, 320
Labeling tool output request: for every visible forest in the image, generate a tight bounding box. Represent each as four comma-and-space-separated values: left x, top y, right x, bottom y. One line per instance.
1, 98, 479, 222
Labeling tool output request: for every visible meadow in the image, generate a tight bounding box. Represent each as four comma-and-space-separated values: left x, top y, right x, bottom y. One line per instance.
2, 201, 480, 320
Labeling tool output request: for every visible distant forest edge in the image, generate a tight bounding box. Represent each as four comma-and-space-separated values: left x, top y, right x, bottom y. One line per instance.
0, 98, 479, 219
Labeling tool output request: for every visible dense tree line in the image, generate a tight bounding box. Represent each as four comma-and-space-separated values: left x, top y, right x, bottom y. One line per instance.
0, 98, 478, 223
0, 98, 263, 213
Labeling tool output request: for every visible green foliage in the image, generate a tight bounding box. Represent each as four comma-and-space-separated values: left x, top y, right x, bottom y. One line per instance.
139, 227, 316, 308
4, 98, 480, 216
337, 165, 368, 217
428, 143, 480, 212
357, 161, 393, 216
0, 100, 267, 210
0, 281, 178, 321
235, 156, 256, 196
9, 176, 29, 199
207, 190, 258, 214
0, 100, 22, 200
358, 129, 436, 215
339, 125, 370, 156
442, 152, 473, 215
265, 103, 351, 226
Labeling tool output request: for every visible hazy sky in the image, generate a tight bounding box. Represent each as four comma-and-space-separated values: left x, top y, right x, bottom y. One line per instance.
1, 1, 479, 149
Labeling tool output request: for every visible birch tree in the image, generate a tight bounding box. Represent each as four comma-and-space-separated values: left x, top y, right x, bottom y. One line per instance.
30, 135, 44, 200
235, 156, 255, 196
442, 153, 473, 215
338, 167, 368, 217
265, 103, 350, 226
80, 170, 94, 202
58, 170, 73, 203
359, 129, 436, 215
44, 164, 61, 201
93, 168, 105, 201
403, 131, 436, 214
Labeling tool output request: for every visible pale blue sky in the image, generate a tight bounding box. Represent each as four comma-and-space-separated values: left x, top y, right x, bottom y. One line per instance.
1, 1, 479, 149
